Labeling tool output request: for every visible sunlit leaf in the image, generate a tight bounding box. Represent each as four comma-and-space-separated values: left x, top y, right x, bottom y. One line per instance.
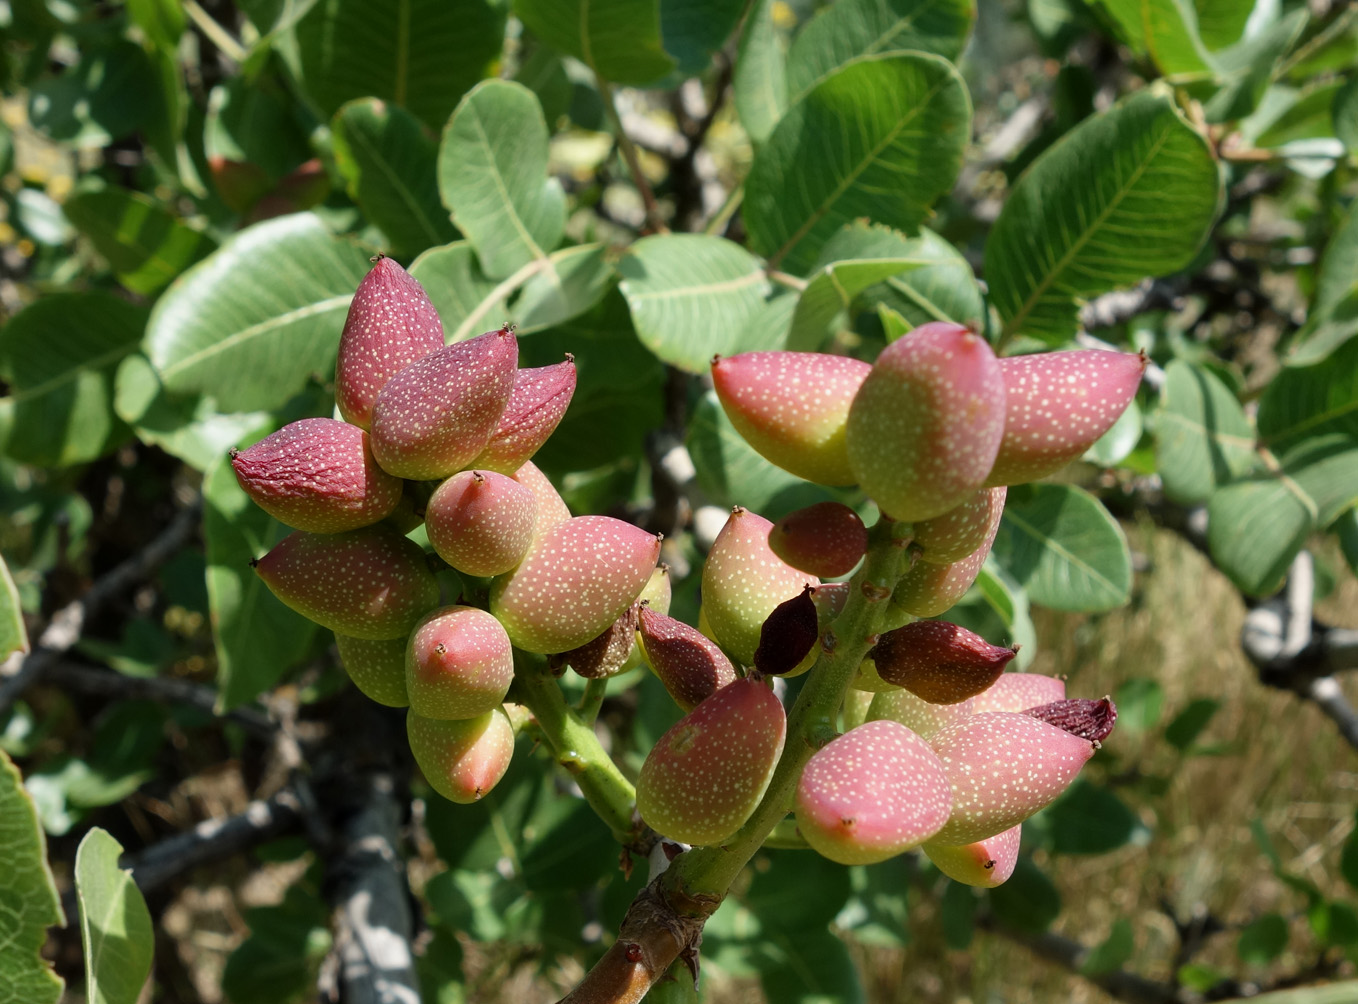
145, 214, 372, 413
75, 828, 154, 1004
514, 0, 675, 85
618, 234, 771, 372
986, 90, 1220, 343
991, 483, 1133, 612
0, 292, 144, 466
0, 750, 64, 1004
295, 0, 505, 130
331, 98, 457, 259
1154, 360, 1257, 504
438, 80, 565, 279
745, 53, 970, 273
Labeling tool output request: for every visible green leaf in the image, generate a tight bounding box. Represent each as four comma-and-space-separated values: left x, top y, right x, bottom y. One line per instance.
409, 241, 505, 341
1203, 10, 1309, 124
939, 880, 976, 949
514, 0, 675, 86
745, 53, 971, 273
973, 562, 1038, 669
988, 857, 1061, 931
0, 750, 64, 1004
1208, 435, 1358, 595
784, 0, 973, 106
991, 483, 1133, 612
204, 78, 312, 184
1154, 360, 1257, 504
1337, 507, 1358, 578
1264, 317, 1358, 450
1193, 0, 1253, 50
28, 40, 162, 148
745, 849, 853, 933
145, 213, 372, 413
1238, 913, 1290, 965
222, 882, 331, 1004
1087, 0, 1211, 75
113, 354, 272, 473
1335, 76, 1358, 150
127, 0, 186, 52
1177, 963, 1226, 992
986, 90, 1220, 343
62, 185, 217, 295
1342, 811, 1358, 891
1044, 780, 1141, 854
1310, 901, 1358, 948
733, 0, 788, 146
1081, 918, 1135, 976
204, 455, 319, 709
618, 233, 771, 372
1164, 697, 1221, 750
787, 257, 925, 350
0, 552, 26, 661
1084, 397, 1143, 467
513, 244, 616, 334
331, 98, 458, 259
295, 0, 505, 131
660, 0, 744, 75
838, 224, 984, 328
517, 290, 664, 473
1287, 202, 1358, 365
0, 292, 144, 467
686, 390, 837, 517
75, 828, 154, 1004
877, 304, 910, 341
438, 80, 565, 280
756, 929, 864, 1004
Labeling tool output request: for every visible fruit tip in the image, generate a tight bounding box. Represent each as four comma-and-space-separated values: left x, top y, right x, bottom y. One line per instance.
564, 352, 575, 363
228, 447, 239, 460
369, 252, 386, 263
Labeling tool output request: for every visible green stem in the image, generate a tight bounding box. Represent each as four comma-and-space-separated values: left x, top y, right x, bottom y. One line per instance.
512, 655, 639, 844
659, 518, 905, 909
578, 677, 609, 726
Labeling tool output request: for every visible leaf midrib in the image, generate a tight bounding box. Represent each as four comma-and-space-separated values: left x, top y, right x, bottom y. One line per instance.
1003, 508, 1123, 599
1158, 408, 1257, 450
999, 115, 1176, 338
770, 72, 951, 266
464, 101, 547, 264
788, 0, 947, 105
158, 295, 353, 378
623, 269, 765, 301
343, 112, 443, 247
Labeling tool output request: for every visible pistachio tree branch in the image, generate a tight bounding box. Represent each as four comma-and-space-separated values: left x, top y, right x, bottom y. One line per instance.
511, 653, 642, 845
558, 517, 909, 1004
599, 78, 669, 235
0, 495, 203, 717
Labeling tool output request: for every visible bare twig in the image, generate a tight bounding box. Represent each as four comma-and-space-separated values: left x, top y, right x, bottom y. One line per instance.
599, 79, 669, 235
44, 662, 276, 739
0, 496, 203, 717
126, 788, 305, 893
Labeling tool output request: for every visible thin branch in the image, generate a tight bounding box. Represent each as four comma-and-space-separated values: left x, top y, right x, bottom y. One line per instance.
44, 662, 276, 740
766, 269, 808, 292
125, 788, 305, 893
324, 770, 422, 1004
0, 496, 203, 717
182, 0, 248, 63
599, 78, 669, 235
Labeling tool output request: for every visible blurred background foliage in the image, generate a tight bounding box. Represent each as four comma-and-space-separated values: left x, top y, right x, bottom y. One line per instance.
0, 0, 1357, 1002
